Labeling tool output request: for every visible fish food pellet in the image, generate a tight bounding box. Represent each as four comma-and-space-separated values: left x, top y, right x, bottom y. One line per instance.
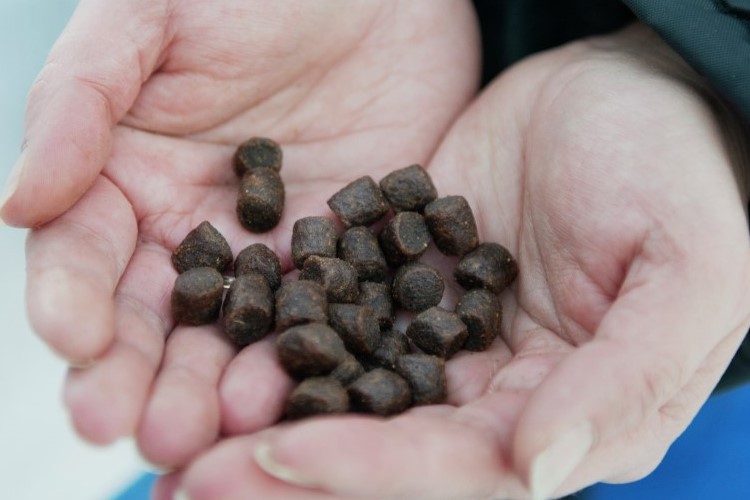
454, 242, 518, 294
328, 304, 381, 355
275, 280, 328, 330
395, 354, 447, 406
379, 211, 430, 266
291, 216, 338, 269
364, 329, 410, 371
171, 267, 225, 325
406, 306, 468, 358
347, 368, 412, 416
223, 273, 274, 347
277, 323, 347, 378
392, 263, 444, 312
337, 226, 388, 282
423, 195, 479, 256
455, 289, 502, 351
299, 256, 359, 303
232, 137, 283, 177
327, 176, 389, 227
285, 377, 350, 420
237, 168, 285, 233
379, 164, 437, 212
234, 243, 282, 291
330, 352, 366, 386
357, 281, 393, 329
172, 221, 233, 273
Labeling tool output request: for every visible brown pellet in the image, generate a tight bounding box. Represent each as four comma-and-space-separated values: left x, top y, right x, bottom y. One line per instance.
275, 280, 328, 330
277, 323, 347, 378
327, 176, 389, 227
284, 376, 350, 420
223, 273, 274, 347
379, 211, 430, 267
379, 164, 438, 212
171, 267, 225, 325
232, 137, 283, 177
237, 169, 285, 233
299, 256, 359, 303
363, 329, 410, 371
423, 195, 479, 256
338, 226, 388, 282
328, 304, 381, 355
392, 263, 444, 312
454, 242, 518, 294
172, 221, 233, 273
455, 288, 502, 351
395, 354, 447, 406
357, 281, 393, 329
406, 306, 468, 358
234, 243, 282, 291
330, 352, 366, 386
291, 216, 338, 269
347, 368, 412, 416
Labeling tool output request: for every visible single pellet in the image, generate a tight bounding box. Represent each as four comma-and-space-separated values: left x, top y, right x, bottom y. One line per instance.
291, 216, 338, 269
299, 256, 359, 303
406, 306, 468, 358
338, 226, 388, 282
232, 137, 283, 177
347, 368, 412, 416
330, 352, 366, 386
223, 273, 274, 347
392, 263, 444, 312
395, 354, 447, 406
328, 304, 381, 355
423, 195, 479, 256
277, 323, 347, 378
234, 243, 282, 291
284, 376, 350, 420
379, 164, 438, 212
172, 221, 233, 273
237, 169, 285, 233
171, 267, 225, 325
454, 242, 518, 294
275, 280, 328, 330
327, 176, 389, 227
455, 289, 502, 351
363, 329, 410, 371
379, 211, 430, 266
357, 282, 393, 329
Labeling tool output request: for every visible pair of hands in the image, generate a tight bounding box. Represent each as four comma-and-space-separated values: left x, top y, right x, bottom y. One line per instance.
3, 1, 750, 498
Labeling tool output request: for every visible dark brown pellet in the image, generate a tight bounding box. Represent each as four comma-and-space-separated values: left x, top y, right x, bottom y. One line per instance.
330, 352, 366, 386
347, 368, 412, 416
454, 243, 518, 294
276, 323, 347, 378
392, 263, 444, 312
284, 376, 350, 420
395, 354, 447, 406
232, 137, 283, 177
223, 273, 274, 347
291, 216, 338, 269
379, 164, 438, 212
275, 280, 328, 330
455, 289, 502, 351
299, 256, 359, 303
327, 176, 389, 227
237, 169, 285, 233
171, 267, 225, 325
379, 211, 430, 266
363, 329, 410, 371
406, 306, 468, 358
235, 243, 282, 291
172, 221, 233, 273
357, 282, 393, 329
423, 195, 479, 256
338, 226, 388, 282
328, 304, 381, 355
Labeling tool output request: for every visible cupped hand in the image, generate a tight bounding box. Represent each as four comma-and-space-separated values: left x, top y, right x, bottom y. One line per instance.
168, 24, 750, 499
3, 0, 480, 467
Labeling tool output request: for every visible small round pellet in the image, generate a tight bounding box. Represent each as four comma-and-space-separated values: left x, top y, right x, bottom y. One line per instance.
379, 211, 430, 266
454, 243, 519, 294
406, 306, 468, 358
172, 221, 233, 273
362, 329, 410, 371
235, 243, 282, 290
299, 256, 359, 303
423, 195, 478, 256
357, 281, 394, 329
223, 273, 274, 347
338, 226, 388, 282
328, 304, 381, 355
171, 267, 225, 325
285, 377, 350, 420
330, 352, 366, 387
347, 369, 412, 416
455, 288, 502, 351
237, 169, 285, 233
395, 354, 447, 406
275, 280, 328, 330
277, 323, 347, 378
392, 263, 444, 312
233, 137, 283, 176
291, 216, 338, 269
379, 164, 438, 212
327, 176, 389, 227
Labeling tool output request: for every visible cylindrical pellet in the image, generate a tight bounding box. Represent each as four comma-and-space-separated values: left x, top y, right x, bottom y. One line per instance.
454, 242, 518, 294
233, 137, 283, 176
237, 169, 285, 233
379, 164, 438, 212
455, 288, 502, 351
347, 369, 412, 416
275, 280, 328, 330
291, 216, 338, 269
171, 267, 225, 325
406, 306, 468, 358
299, 256, 359, 303
327, 176, 389, 227
330, 352, 366, 386
423, 195, 478, 256
379, 211, 430, 266
363, 329, 410, 371
338, 226, 388, 282
234, 243, 282, 290
172, 221, 233, 273
276, 323, 347, 378
357, 281, 394, 329
395, 354, 447, 406
392, 263, 444, 312
223, 273, 274, 347
328, 304, 381, 355
284, 377, 350, 420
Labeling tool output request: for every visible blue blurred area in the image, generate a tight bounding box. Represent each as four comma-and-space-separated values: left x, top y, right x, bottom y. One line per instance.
113, 472, 158, 500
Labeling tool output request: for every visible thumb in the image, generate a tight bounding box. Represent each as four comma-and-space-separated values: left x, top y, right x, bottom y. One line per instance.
0, 0, 170, 227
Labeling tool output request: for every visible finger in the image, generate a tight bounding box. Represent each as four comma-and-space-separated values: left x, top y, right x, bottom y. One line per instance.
152, 471, 183, 500
0, 0, 169, 227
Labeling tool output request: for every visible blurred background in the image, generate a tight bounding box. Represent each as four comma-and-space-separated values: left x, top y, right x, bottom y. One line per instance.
1, 1, 748, 499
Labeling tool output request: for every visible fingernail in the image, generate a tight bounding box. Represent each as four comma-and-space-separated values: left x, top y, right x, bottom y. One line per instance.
529, 421, 594, 500
173, 488, 190, 500
0, 151, 26, 221
254, 441, 317, 488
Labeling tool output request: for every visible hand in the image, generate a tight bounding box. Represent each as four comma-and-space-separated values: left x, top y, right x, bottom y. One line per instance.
166, 24, 750, 499
3, 0, 479, 468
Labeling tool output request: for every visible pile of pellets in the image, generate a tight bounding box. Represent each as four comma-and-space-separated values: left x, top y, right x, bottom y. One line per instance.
170, 138, 518, 419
